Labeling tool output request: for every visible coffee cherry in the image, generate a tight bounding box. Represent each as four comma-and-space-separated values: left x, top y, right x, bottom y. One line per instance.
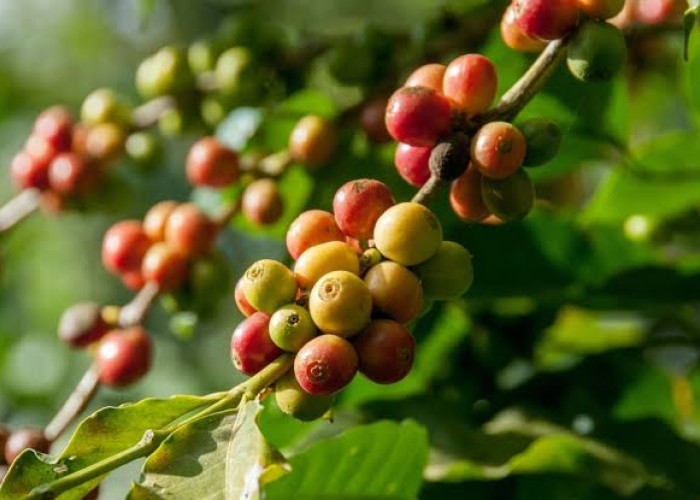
429, 133, 470, 181
275, 371, 335, 421
4, 428, 50, 464
143, 201, 178, 242
188, 39, 218, 74
394, 143, 431, 187
186, 137, 240, 188
481, 169, 535, 222
288, 115, 337, 167
333, 179, 395, 240
385, 86, 452, 147
24, 134, 57, 173
294, 335, 358, 395
141, 242, 189, 291
269, 304, 317, 352
364, 261, 423, 324
58, 302, 111, 348
513, 0, 580, 41
234, 277, 258, 317
242, 179, 283, 226
450, 165, 490, 222
634, 0, 681, 24
567, 21, 627, 82
230, 312, 282, 375
294, 241, 360, 290
33, 106, 72, 152
360, 98, 392, 143
215, 47, 255, 97
158, 108, 186, 136
309, 271, 372, 337
442, 54, 498, 115
10, 151, 50, 190
354, 320, 415, 384
405, 63, 446, 93
286, 210, 345, 260
412, 241, 474, 300
0, 426, 8, 464
102, 221, 151, 275
471, 122, 527, 180
81, 88, 130, 126
519, 118, 562, 167
136, 46, 193, 98
200, 96, 228, 128
501, 5, 548, 53
164, 203, 216, 258
577, 0, 625, 19
48, 153, 98, 197
241, 259, 298, 314
373, 202, 442, 266
126, 132, 161, 165
96, 327, 153, 387
85, 123, 126, 164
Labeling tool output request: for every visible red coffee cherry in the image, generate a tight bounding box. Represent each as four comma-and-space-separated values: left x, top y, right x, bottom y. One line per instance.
102, 221, 151, 275
634, 0, 681, 24
234, 277, 257, 317
186, 137, 240, 188
364, 261, 423, 324
354, 320, 415, 384
96, 327, 153, 387
394, 143, 431, 187
33, 106, 73, 152
143, 201, 178, 242
10, 151, 50, 190
513, 0, 580, 41
141, 242, 188, 291
48, 153, 98, 197
286, 210, 345, 260
241, 178, 283, 226
360, 98, 392, 143
288, 115, 337, 167
294, 335, 358, 395
230, 312, 282, 375
333, 179, 395, 240
58, 302, 111, 348
385, 86, 452, 147
405, 63, 446, 93
471, 122, 527, 179
164, 203, 216, 258
450, 165, 490, 222
122, 270, 146, 291
442, 54, 498, 115
4, 428, 50, 464
501, 4, 548, 52
25, 134, 57, 172
577, 0, 625, 19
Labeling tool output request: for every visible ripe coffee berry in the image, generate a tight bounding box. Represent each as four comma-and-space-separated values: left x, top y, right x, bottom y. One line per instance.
143, 201, 178, 242
186, 137, 240, 188
294, 335, 358, 395
33, 106, 73, 152
471, 122, 527, 180
269, 304, 317, 352
634, 0, 681, 24
164, 203, 216, 258
360, 98, 392, 143
501, 5, 547, 53
333, 179, 395, 240
354, 320, 415, 384
373, 202, 443, 266
10, 151, 50, 190
450, 165, 490, 222
567, 21, 627, 82
288, 115, 338, 167
442, 54, 497, 115
481, 169, 536, 222
58, 302, 111, 348
81, 88, 130, 126
96, 327, 153, 387
141, 242, 189, 291
513, 0, 580, 41
4, 428, 50, 464
286, 210, 345, 260
24, 134, 57, 172
230, 312, 282, 375
394, 143, 431, 187
241, 259, 298, 314
364, 261, 423, 324
405, 63, 446, 93
309, 270, 372, 337
235, 277, 257, 317
48, 153, 97, 197
122, 270, 146, 291
102, 221, 151, 275
577, 0, 625, 19
429, 133, 470, 181
385, 86, 452, 147
413, 241, 474, 300
0, 426, 9, 463
85, 123, 126, 163
242, 179, 283, 226
294, 241, 360, 290
520, 118, 562, 167
275, 371, 335, 421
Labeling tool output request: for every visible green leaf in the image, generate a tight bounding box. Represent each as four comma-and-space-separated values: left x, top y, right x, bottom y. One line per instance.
216, 107, 264, 151
684, 5, 700, 61
263, 420, 428, 500
0, 395, 216, 500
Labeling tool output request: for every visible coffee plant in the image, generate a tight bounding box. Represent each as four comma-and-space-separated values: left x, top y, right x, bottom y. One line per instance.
0, 0, 699, 498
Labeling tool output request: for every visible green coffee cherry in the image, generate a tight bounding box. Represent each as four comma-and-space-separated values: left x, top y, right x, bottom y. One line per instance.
519, 118, 562, 167
126, 132, 161, 166
215, 47, 256, 98
412, 241, 473, 301
200, 96, 228, 128
567, 21, 627, 82
188, 40, 218, 74
241, 259, 298, 314
136, 46, 194, 98
158, 108, 186, 136
481, 169, 535, 222
275, 371, 335, 422
269, 304, 317, 352
190, 252, 230, 314
81, 88, 131, 127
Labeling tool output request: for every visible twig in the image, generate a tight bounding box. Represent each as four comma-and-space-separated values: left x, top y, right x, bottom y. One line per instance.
0, 189, 41, 234
130, 96, 178, 129
118, 281, 161, 328
43, 366, 100, 443
411, 176, 444, 206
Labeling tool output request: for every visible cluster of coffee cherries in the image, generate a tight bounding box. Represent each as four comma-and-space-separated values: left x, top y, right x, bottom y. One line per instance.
230, 179, 473, 421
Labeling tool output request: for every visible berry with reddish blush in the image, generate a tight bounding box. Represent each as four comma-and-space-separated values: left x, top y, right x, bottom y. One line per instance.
442, 54, 498, 115
33, 106, 73, 152
164, 203, 216, 258
143, 201, 178, 242
394, 143, 431, 187
286, 210, 345, 260
48, 153, 98, 197
141, 242, 189, 291
354, 320, 415, 384
186, 137, 240, 188
241, 178, 283, 226
513, 0, 580, 41
96, 327, 153, 387
294, 335, 358, 395
275, 371, 335, 421
385, 86, 452, 147
85, 123, 126, 164
10, 151, 50, 190
309, 270, 372, 337
58, 301, 111, 348
4, 428, 50, 464
373, 202, 443, 266
360, 98, 392, 143
24, 134, 57, 172
364, 261, 423, 324
294, 241, 360, 290
288, 115, 337, 167
405, 63, 446, 93
501, 4, 548, 52
269, 304, 317, 352
122, 270, 146, 291
333, 179, 395, 240
102, 221, 151, 275
235, 277, 257, 317
450, 165, 490, 222
241, 259, 298, 314
471, 122, 527, 179
230, 312, 282, 375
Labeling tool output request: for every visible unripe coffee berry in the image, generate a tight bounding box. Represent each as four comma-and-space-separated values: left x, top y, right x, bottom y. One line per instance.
241, 259, 298, 314
405, 63, 446, 93
164, 203, 216, 258
294, 335, 358, 395
364, 261, 423, 324
359, 98, 392, 143
143, 201, 178, 242
269, 304, 317, 352
513, 0, 580, 41
519, 117, 562, 167
85, 123, 126, 164
275, 371, 335, 421
373, 202, 443, 266
577, 0, 625, 19
33, 106, 73, 152
309, 270, 372, 337
385, 86, 452, 147
188, 39, 218, 74
102, 221, 151, 275
450, 165, 490, 222
186, 137, 240, 188
471, 122, 527, 179
354, 320, 415, 384
48, 153, 98, 197
10, 151, 50, 190
4, 428, 50, 464
567, 21, 627, 82
58, 302, 111, 348
442, 54, 498, 115
230, 312, 282, 375
81, 88, 130, 126
481, 169, 535, 222
215, 47, 255, 97
294, 241, 360, 290
286, 210, 345, 260
394, 143, 431, 187
288, 115, 338, 167
501, 5, 548, 53
333, 179, 395, 240
126, 132, 161, 166
136, 46, 193, 98
412, 241, 474, 300
141, 242, 189, 291
242, 178, 283, 226
234, 277, 258, 317
96, 327, 153, 387
429, 132, 470, 181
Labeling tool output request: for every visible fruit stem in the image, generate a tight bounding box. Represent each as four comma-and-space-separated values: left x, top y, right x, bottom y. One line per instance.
118, 281, 161, 328
43, 365, 100, 443
411, 175, 443, 206
214, 199, 242, 230
130, 96, 178, 129
0, 188, 41, 234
